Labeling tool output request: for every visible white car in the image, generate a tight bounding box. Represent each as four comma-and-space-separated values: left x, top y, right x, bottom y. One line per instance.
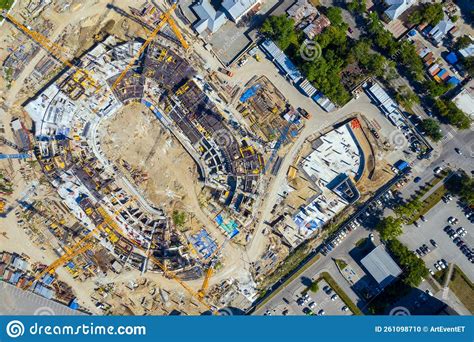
309, 301, 316, 309
439, 261, 446, 269
434, 263, 441, 271
429, 269, 435, 276
369, 233, 374, 241
331, 294, 339, 301
341, 306, 349, 312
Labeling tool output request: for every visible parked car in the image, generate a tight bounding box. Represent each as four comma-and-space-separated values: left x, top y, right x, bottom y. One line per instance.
331, 294, 339, 301
430, 239, 437, 247
414, 176, 421, 183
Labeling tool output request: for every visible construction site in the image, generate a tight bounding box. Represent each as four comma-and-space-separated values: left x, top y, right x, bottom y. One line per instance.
0, 0, 426, 318
0, 0, 268, 315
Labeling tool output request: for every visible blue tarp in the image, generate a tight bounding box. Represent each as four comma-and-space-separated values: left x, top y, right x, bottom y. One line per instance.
445, 52, 458, 65
447, 76, 461, 85
239, 84, 261, 102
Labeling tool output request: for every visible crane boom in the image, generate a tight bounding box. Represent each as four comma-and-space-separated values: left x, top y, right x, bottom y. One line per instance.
22, 226, 101, 290
167, 17, 189, 50
2, 11, 100, 91
110, 4, 177, 92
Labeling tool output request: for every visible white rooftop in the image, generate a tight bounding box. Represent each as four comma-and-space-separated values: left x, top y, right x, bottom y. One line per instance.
453, 88, 474, 119
301, 124, 362, 186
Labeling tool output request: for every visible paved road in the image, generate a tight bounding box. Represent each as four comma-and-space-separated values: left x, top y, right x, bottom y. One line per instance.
253, 225, 370, 315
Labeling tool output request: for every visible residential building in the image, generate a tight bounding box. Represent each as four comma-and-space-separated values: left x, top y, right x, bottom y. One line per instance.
192, 0, 228, 35
384, 0, 416, 21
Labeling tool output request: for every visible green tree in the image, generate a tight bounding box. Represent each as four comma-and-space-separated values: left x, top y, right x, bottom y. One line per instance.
446, 173, 474, 206
422, 3, 444, 25
395, 86, 420, 111
455, 35, 473, 50
388, 240, 429, 287
347, 0, 366, 13
409, 3, 444, 25
434, 99, 471, 129
421, 118, 443, 141
325, 7, 344, 27
424, 80, 453, 97
376, 216, 403, 241
461, 56, 474, 76
260, 15, 299, 51
172, 210, 186, 227
309, 282, 319, 293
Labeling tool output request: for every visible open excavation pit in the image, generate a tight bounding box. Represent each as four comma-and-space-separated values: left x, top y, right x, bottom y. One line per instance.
100, 102, 214, 234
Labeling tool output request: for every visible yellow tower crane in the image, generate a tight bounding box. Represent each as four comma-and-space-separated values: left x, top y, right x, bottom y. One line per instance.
2, 11, 100, 91
22, 226, 101, 290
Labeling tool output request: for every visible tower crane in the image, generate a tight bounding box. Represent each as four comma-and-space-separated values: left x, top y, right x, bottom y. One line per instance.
1, 11, 100, 91
22, 226, 101, 290
198, 238, 230, 298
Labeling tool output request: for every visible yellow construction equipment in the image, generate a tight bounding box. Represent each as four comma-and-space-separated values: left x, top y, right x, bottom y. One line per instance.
2, 11, 100, 91
110, 4, 182, 93
96, 205, 213, 311
22, 226, 101, 290
198, 238, 229, 298
23, 241, 95, 290
166, 15, 189, 50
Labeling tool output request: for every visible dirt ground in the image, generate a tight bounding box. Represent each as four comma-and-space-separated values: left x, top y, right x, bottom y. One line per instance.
100, 103, 247, 285
99, 102, 226, 244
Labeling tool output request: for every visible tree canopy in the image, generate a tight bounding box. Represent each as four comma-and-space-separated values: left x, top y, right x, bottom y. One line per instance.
408, 3, 444, 25
388, 240, 429, 287
376, 216, 403, 241
446, 173, 474, 206
434, 99, 471, 130
421, 118, 443, 142
260, 15, 299, 51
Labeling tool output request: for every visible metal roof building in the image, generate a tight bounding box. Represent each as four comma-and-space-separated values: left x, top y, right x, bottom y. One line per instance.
0, 281, 86, 315
222, 0, 260, 23
192, 0, 228, 35
361, 245, 402, 288
260, 39, 302, 84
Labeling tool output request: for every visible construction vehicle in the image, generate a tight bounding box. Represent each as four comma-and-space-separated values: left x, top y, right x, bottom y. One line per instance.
218, 67, 233, 77
2, 11, 100, 92
24, 242, 94, 290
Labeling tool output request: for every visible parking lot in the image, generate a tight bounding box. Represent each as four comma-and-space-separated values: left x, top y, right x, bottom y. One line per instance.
263, 280, 353, 316
399, 198, 474, 282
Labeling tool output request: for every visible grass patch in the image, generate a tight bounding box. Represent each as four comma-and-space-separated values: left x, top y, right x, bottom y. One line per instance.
255, 253, 321, 310
355, 238, 367, 247
318, 272, 362, 315
335, 259, 348, 270
406, 185, 447, 224
449, 265, 474, 314
433, 269, 448, 285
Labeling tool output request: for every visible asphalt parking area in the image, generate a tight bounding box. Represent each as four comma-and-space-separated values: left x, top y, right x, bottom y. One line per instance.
263, 280, 353, 316
399, 198, 473, 282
